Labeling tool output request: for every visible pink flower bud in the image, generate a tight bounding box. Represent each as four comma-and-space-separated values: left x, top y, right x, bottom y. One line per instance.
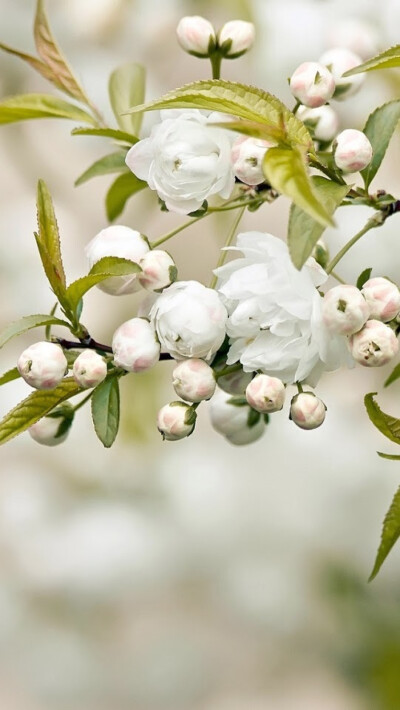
176, 16, 216, 56
290, 392, 326, 430
218, 20, 255, 57
85, 225, 149, 295
322, 285, 370, 335
245, 374, 285, 413
361, 277, 400, 322
319, 48, 365, 100
112, 318, 160, 372
296, 104, 339, 143
157, 401, 196, 441
17, 342, 68, 390
28, 405, 73, 446
138, 250, 177, 292
348, 320, 399, 367
333, 129, 372, 173
231, 136, 271, 185
209, 387, 265, 445
290, 62, 335, 108
72, 350, 107, 389
172, 359, 216, 403
327, 20, 378, 61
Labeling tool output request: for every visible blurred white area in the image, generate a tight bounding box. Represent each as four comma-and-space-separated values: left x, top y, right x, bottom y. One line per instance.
0, 1, 400, 709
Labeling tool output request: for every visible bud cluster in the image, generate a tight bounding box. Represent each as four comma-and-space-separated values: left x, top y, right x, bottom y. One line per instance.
176, 16, 255, 59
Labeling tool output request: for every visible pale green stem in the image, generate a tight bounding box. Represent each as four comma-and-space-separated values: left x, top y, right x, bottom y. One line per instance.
325, 214, 384, 275
210, 206, 246, 289
330, 270, 346, 284
210, 53, 222, 79
73, 390, 93, 413
296, 382, 304, 394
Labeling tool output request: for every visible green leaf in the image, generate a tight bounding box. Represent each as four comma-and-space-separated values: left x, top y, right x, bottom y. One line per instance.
287, 177, 350, 269
71, 126, 138, 143
0, 378, 82, 446
0, 94, 96, 126
109, 62, 145, 136
0, 314, 70, 348
91, 376, 120, 447
356, 267, 373, 290
35, 179, 68, 308
263, 147, 334, 228
384, 363, 400, 388
378, 451, 400, 460
344, 44, 400, 76
65, 256, 141, 314
0, 367, 20, 387
204, 119, 284, 143
361, 100, 400, 188
124, 79, 312, 149
106, 172, 147, 221
75, 152, 128, 186
369, 486, 400, 581
364, 392, 400, 444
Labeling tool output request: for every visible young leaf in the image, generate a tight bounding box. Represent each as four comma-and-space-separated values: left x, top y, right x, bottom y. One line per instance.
344, 44, 400, 76
364, 392, 400, 444
0, 94, 97, 125
0, 42, 57, 84
0, 314, 70, 348
288, 177, 350, 269
211, 119, 284, 143
361, 100, 400, 188
106, 172, 147, 221
75, 152, 128, 186
0, 367, 20, 387
369, 486, 400, 581
0, 378, 81, 446
384, 363, 400, 388
109, 62, 145, 136
263, 148, 334, 228
356, 267, 372, 290
91, 376, 120, 447
378, 452, 400, 460
71, 126, 138, 143
65, 257, 141, 314
35, 179, 68, 308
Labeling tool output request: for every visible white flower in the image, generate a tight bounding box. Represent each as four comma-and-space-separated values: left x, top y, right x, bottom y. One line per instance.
216, 232, 350, 385
322, 284, 370, 335
245, 374, 285, 413
157, 402, 196, 441
334, 129, 373, 173
112, 318, 160, 372
218, 20, 255, 57
231, 136, 271, 186
85, 225, 149, 295
319, 48, 365, 100
290, 392, 326, 430
348, 320, 399, 367
172, 359, 216, 403
125, 110, 235, 215
296, 104, 339, 143
176, 16, 216, 56
29, 407, 72, 446
150, 280, 228, 360
17, 342, 68, 390
209, 387, 265, 445
289, 62, 335, 108
361, 277, 400, 322
72, 350, 107, 389
138, 250, 177, 292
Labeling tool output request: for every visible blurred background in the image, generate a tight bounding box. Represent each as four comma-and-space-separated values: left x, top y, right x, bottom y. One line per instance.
1, 1, 400, 708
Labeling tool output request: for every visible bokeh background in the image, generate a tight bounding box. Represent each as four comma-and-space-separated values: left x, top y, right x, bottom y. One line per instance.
1, 1, 400, 708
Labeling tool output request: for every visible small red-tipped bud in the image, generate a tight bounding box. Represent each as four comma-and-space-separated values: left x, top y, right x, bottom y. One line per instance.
290, 62, 335, 108
157, 401, 196, 441
245, 374, 285, 413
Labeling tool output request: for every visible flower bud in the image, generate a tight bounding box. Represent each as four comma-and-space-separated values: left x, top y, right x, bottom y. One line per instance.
361, 277, 400, 322
333, 129, 372, 173
85, 225, 149, 295
138, 250, 177, 292
72, 350, 107, 389
348, 320, 399, 367
289, 62, 335, 108
245, 374, 285, 413
176, 16, 216, 57
231, 136, 271, 186
112, 318, 160, 372
290, 392, 326, 430
328, 19, 378, 60
217, 368, 253, 395
172, 359, 216, 403
296, 104, 339, 143
28, 404, 73, 446
319, 48, 365, 100
157, 401, 196, 441
226, 418, 265, 446
218, 20, 255, 58
17, 342, 68, 390
322, 284, 370, 335
209, 387, 265, 445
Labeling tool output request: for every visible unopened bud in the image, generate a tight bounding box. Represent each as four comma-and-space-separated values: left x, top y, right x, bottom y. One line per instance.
348, 320, 399, 367
172, 359, 216, 403
72, 350, 107, 388
176, 16, 216, 57
112, 318, 160, 372
333, 129, 372, 173
328, 19, 379, 60
290, 62, 335, 108
319, 48, 365, 100
231, 136, 271, 185
85, 225, 149, 295
218, 20, 255, 58
218, 368, 253, 395
361, 277, 400, 322
209, 387, 265, 445
157, 401, 196, 441
226, 418, 265, 445
322, 284, 370, 335
290, 392, 326, 430
29, 404, 74, 446
296, 104, 339, 143
138, 250, 177, 292
17, 342, 68, 390
245, 374, 285, 413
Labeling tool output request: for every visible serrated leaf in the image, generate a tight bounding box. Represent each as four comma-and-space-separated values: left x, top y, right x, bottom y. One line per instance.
0, 94, 96, 125
288, 177, 350, 269
361, 100, 400, 188
0, 314, 70, 348
384, 363, 400, 388
71, 126, 138, 143
0, 378, 81, 446
109, 62, 145, 136
106, 172, 147, 221
36, 180, 68, 308
124, 80, 312, 149
369, 486, 400, 581
91, 376, 120, 447
356, 267, 372, 290
200, 119, 283, 143
344, 44, 400, 76
34, 0, 87, 103
364, 392, 400, 444
0, 367, 20, 386
65, 257, 141, 314
75, 152, 128, 186
263, 147, 334, 228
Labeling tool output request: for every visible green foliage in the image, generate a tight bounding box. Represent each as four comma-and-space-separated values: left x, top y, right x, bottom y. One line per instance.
364, 392, 400, 445
65, 257, 141, 315
385, 363, 400, 388
211, 118, 285, 143
361, 101, 400, 188
75, 152, 128, 186
106, 172, 147, 221
0, 314, 70, 349
288, 177, 350, 269
370, 487, 400, 581
91, 376, 120, 447
344, 44, 400, 76
0, 42, 58, 84
109, 62, 145, 136
71, 127, 138, 143
0, 367, 20, 386
0, 94, 96, 125
356, 267, 373, 290
35, 179, 69, 311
